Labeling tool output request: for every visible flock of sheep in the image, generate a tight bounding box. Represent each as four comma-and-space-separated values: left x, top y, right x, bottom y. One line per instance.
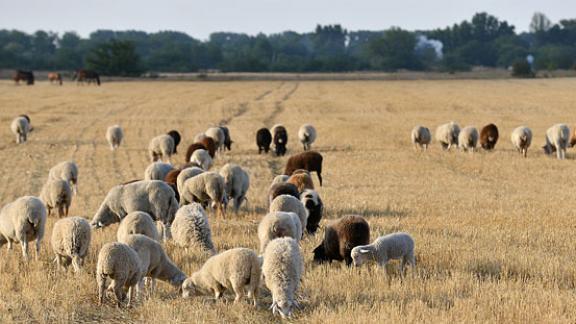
3, 115, 416, 318
412, 121, 574, 159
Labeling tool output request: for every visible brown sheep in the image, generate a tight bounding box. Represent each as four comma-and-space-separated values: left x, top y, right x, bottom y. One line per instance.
199, 137, 217, 158
313, 215, 370, 266
185, 143, 208, 163
286, 173, 314, 193
268, 182, 300, 204
570, 128, 576, 147
480, 123, 499, 151
284, 151, 323, 186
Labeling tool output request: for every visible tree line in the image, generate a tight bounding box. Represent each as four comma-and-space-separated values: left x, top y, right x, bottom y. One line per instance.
1, 12, 575, 76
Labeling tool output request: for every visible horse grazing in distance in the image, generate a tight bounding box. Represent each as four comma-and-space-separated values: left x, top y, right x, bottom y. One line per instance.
48, 72, 63, 85
13, 70, 35, 85
73, 69, 101, 86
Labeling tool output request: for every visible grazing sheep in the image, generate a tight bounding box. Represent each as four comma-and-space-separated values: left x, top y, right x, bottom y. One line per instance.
51, 217, 91, 272
458, 126, 479, 152
219, 126, 233, 151
205, 127, 225, 152
262, 237, 304, 318
164, 169, 181, 202
167, 130, 181, 154
189, 149, 213, 170
144, 162, 174, 181
182, 248, 261, 305
256, 128, 272, 154
40, 179, 72, 217
185, 142, 208, 163
176, 167, 205, 200
171, 203, 216, 255
313, 215, 370, 266
411, 125, 431, 151
269, 195, 307, 233
287, 172, 314, 193
300, 189, 323, 235
48, 161, 79, 195
543, 124, 570, 160
351, 232, 415, 277
106, 125, 124, 151
268, 182, 299, 204
0, 196, 47, 260
480, 123, 499, 151
435, 122, 460, 151
116, 211, 159, 242
511, 126, 532, 158
273, 124, 288, 156
96, 242, 144, 307
193, 132, 207, 143
11, 116, 30, 144
199, 137, 217, 158
148, 134, 175, 163
298, 124, 317, 151
284, 151, 323, 186
121, 234, 187, 292
271, 175, 289, 185
91, 180, 179, 241
19, 114, 32, 131
180, 172, 227, 217
258, 211, 302, 253
220, 163, 250, 213
570, 128, 576, 148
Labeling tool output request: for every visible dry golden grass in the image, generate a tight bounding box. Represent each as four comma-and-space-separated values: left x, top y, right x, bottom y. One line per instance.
0, 79, 576, 323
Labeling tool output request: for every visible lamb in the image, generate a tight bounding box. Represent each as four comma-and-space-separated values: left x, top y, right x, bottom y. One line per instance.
411, 125, 431, 151
286, 172, 314, 193
284, 151, 323, 186
273, 124, 288, 156
256, 127, 272, 154
180, 172, 227, 217
480, 123, 499, 151
50, 217, 91, 272
458, 126, 479, 152
219, 126, 233, 151
91, 180, 179, 241
351, 232, 415, 277
167, 130, 181, 154
219, 163, 250, 213
181, 247, 261, 305
96, 242, 144, 307
269, 195, 308, 233
313, 215, 370, 266
543, 124, 570, 160
171, 203, 216, 255
106, 125, 124, 151
39, 178, 72, 217
116, 211, 159, 242
262, 237, 304, 318
258, 211, 302, 253
205, 127, 225, 152
511, 126, 532, 158
11, 116, 30, 144
0, 196, 47, 260
298, 124, 317, 151
148, 134, 175, 163
189, 149, 213, 170
48, 161, 79, 195
144, 162, 174, 181
268, 182, 300, 204
176, 167, 204, 199
300, 189, 323, 235
435, 122, 460, 150
185, 142, 208, 163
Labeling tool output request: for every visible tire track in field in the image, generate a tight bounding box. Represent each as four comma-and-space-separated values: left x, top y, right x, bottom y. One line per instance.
219, 83, 282, 126
262, 82, 299, 128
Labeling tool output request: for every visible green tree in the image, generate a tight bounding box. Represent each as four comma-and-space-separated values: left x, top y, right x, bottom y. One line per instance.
86, 40, 143, 76
367, 28, 421, 71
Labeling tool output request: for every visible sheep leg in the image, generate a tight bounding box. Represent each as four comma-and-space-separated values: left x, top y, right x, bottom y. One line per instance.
317, 172, 323, 186
47, 207, 52, 218
112, 280, 126, 308
58, 205, 65, 218
97, 275, 107, 306
35, 238, 41, 260
247, 284, 258, 307
21, 241, 29, 261
127, 286, 135, 307
232, 283, 245, 303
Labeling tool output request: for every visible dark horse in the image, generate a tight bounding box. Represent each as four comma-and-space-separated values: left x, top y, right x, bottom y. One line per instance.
13, 70, 34, 85
73, 69, 101, 86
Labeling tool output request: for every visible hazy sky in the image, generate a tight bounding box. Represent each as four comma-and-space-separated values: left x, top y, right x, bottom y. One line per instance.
0, 0, 574, 39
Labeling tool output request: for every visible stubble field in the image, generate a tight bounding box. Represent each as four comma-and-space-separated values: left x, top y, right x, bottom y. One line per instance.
0, 78, 575, 323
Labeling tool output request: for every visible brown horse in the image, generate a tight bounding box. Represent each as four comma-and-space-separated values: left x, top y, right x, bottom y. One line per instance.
73, 69, 101, 86
12, 70, 34, 85
48, 72, 63, 85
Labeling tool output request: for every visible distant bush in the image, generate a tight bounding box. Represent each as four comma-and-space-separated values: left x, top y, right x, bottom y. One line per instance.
511, 60, 535, 78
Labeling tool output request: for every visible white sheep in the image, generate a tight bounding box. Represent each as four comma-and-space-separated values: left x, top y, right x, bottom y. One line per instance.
411, 125, 431, 151
543, 124, 570, 160
0, 196, 47, 260
189, 149, 213, 170
106, 125, 123, 151
144, 162, 174, 181
96, 242, 144, 307
148, 134, 175, 163
51, 217, 91, 272
510, 126, 532, 158
205, 127, 225, 152
298, 124, 317, 151
39, 178, 72, 218
258, 211, 302, 253
48, 161, 79, 195
435, 122, 460, 151
219, 163, 250, 213
262, 237, 304, 318
271, 175, 289, 186
458, 126, 479, 152
171, 203, 216, 255
193, 132, 207, 143
269, 195, 307, 233
176, 167, 204, 199
11, 116, 30, 144
182, 247, 261, 305
180, 172, 227, 217
116, 211, 159, 242
351, 232, 415, 278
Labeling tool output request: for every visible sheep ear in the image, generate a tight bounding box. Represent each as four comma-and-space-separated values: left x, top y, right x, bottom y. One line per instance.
359, 249, 370, 254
